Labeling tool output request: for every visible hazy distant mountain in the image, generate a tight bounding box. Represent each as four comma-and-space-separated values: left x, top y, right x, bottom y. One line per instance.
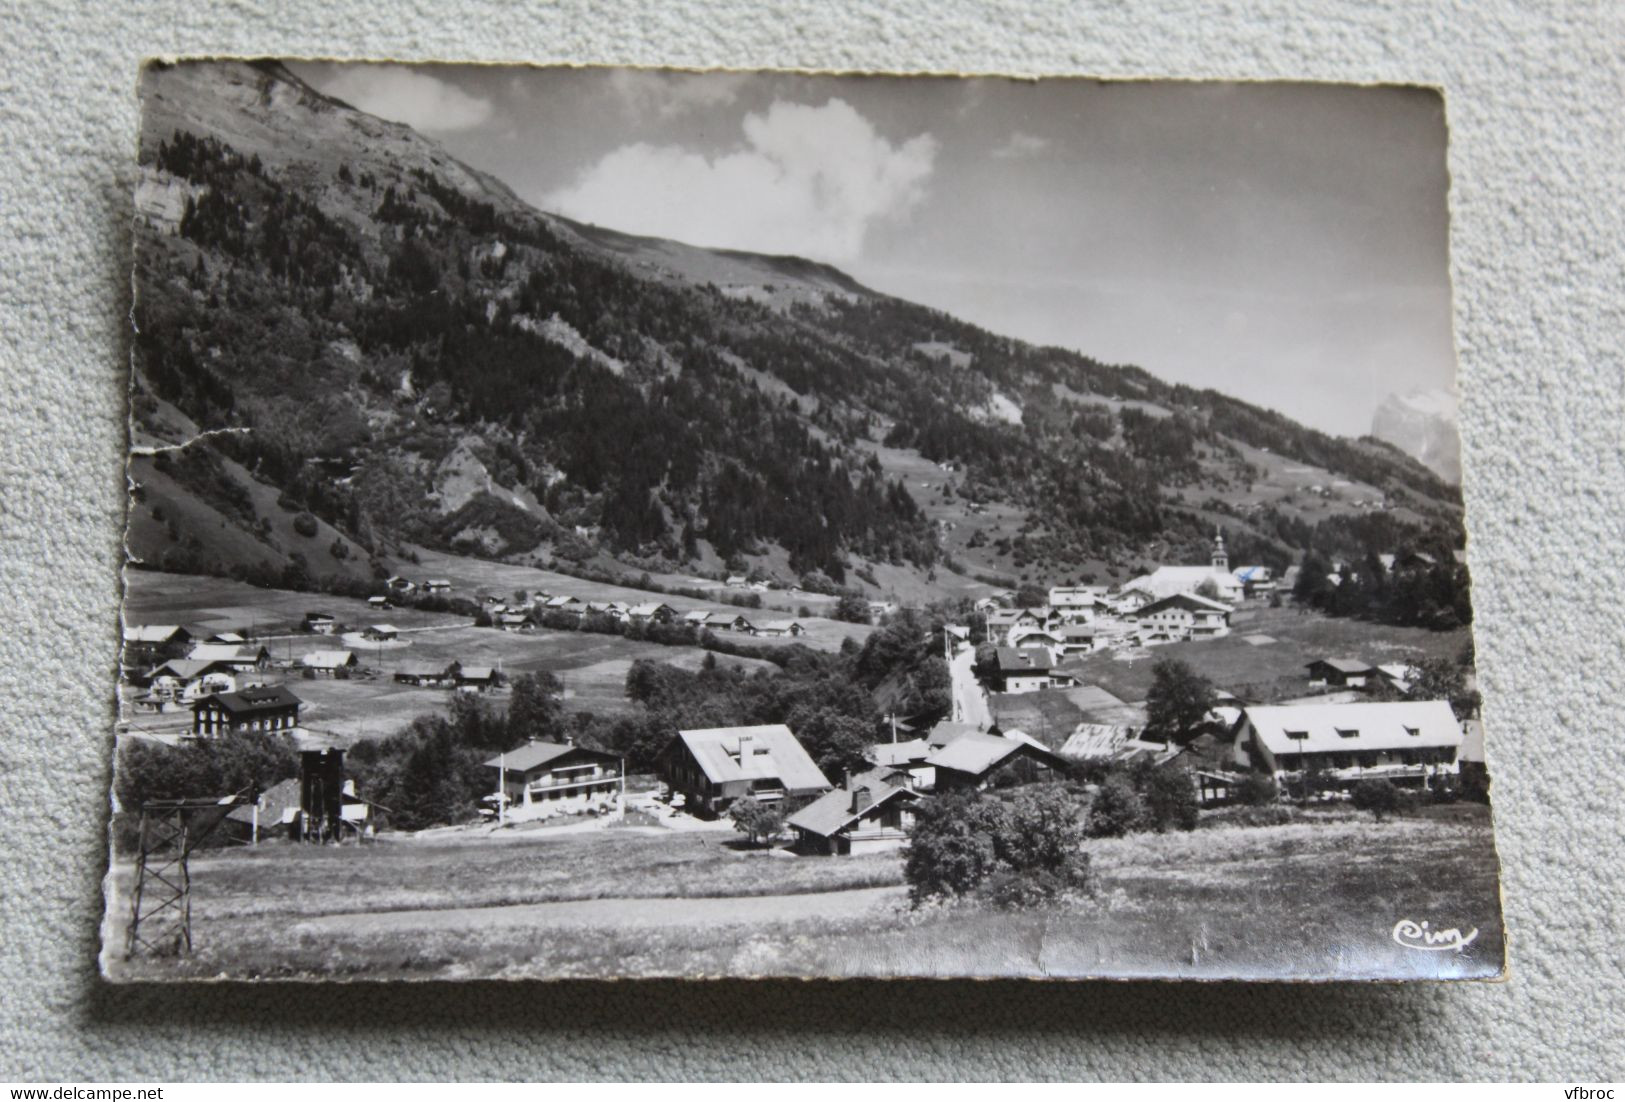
1371, 389, 1461, 485
125, 60, 1464, 594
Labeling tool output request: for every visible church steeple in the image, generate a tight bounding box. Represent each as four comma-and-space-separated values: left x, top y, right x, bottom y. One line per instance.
1210, 529, 1228, 573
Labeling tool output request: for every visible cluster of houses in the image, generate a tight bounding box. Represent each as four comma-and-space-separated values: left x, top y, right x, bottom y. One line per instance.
483, 680, 1477, 853
477, 592, 811, 638
970, 534, 1280, 695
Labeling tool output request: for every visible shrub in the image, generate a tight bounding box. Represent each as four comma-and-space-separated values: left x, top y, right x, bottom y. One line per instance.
1351, 778, 1401, 822
728, 797, 786, 847
1139, 765, 1199, 832
904, 785, 1091, 908
1085, 774, 1148, 838
1235, 772, 1280, 807
292, 511, 320, 538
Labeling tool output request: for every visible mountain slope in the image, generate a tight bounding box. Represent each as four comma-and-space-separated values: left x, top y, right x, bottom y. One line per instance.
126, 59, 1466, 596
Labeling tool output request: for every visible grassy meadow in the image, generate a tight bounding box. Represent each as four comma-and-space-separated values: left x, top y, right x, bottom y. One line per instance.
103, 805, 1503, 983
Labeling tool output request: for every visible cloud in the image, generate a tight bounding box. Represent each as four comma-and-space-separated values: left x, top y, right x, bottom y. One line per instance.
319, 66, 494, 133
992, 131, 1049, 159
607, 69, 749, 119
543, 99, 938, 262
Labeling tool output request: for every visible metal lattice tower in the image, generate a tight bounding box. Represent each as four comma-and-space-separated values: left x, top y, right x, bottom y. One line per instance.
126, 794, 245, 957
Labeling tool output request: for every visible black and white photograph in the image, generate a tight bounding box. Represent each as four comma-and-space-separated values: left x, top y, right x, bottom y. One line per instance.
103, 59, 1503, 983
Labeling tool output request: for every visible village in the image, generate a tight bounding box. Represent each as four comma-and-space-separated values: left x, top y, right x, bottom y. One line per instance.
111, 528, 1486, 904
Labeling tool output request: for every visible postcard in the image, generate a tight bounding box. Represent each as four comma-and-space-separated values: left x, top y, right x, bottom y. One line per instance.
103, 59, 1503, 982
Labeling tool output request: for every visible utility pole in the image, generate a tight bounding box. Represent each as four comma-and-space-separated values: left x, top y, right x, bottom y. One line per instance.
498, 751, 507, 826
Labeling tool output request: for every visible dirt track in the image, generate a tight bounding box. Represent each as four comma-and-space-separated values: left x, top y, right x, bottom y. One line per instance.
290, 884, 907, 935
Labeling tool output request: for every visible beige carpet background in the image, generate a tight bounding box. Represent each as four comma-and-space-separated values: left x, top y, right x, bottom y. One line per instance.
2, 0, 1622, 1081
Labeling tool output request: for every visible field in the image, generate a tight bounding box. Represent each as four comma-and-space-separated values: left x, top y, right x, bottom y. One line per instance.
122, 569, 816, 743
102, 806, 1504, 983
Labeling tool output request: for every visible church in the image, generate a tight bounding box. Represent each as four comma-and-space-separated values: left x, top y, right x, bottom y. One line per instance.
1120, 531, 1246, 604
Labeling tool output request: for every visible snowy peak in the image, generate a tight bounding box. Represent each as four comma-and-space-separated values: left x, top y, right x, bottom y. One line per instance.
1371, 389, 1460, 484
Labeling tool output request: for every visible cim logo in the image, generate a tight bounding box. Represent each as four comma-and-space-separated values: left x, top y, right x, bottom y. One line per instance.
1391, 918, 1479, 953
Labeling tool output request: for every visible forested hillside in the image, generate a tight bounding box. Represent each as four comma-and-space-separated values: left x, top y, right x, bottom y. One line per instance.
127, 60, 1466, 596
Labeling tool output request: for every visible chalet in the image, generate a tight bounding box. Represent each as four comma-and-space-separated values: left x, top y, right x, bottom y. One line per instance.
943, 624, 972, 646
1008, 624, 1063, 651
303, 611, 337, 634
192, 684, 302, 737
1134, 592, 1233, 640
585, 601, 630, 622
628, 602, 676, 624
146, 659, 237, 702
385, 575, 417, 594
659, 724, 832, 817
456, 665, 497, 693
868, 720, 986, 790
682, 610, 714, 628
725, 575, 749, 588
483, 739, 625, 822
186, 643, 272, 671
1232, 565, 1276, 597
788, 768, 922, 855
757, 619, 807, 638
395, 661, 456, 687
972, 597, 1002, 615
423, 579, 452, 594
749, 581, 771, 593
1304, 657, 1377, 689
300, 649, 357, 677
866, 600, 899, 620
223, 777, 303, 842
1376, 663, 1419, 694
203, 630, 246, 645
715, 614, 757, 635
366, 596, 390, 610
988, 647, 1074, 694
122, 623, 193, 666
495, 611, 535, 632
1048, 586, 1106, 621
543, 594, 584, 615
927, 731, 1069, 792
1230, 700, 1463, 790
1055, 624, 1098, 655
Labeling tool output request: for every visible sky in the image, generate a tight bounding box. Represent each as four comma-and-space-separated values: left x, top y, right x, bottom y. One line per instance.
292, 63, 1460, 438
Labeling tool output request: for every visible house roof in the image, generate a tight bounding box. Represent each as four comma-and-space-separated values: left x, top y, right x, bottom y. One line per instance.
483, 740, 620, 773
869, 738, 931, 767
459, 665, 495, 681
926, 731, 1065, 775
226, 777, 302, 824
629, 602, 669, 616
672, 724, 831, 791
301, 650, 355, 668
994, 647, 1055, 673
187, 643, 267, 663
1138, 592, 1232, 616
1241, 700, 1462, 757
544, 595, 580, 607
1306, 657, 1374, 674
1058, 625, 1096, 640
760, 619, 803, 632
682, 610, 712, 622
787, 768, 916, 838
924, 721, 984, 751
149, 659, 232, 682
1059, 723, 1140, 760
124, 624, 187, 644
367, 623, 399, 634
305, 611, 335, 621
1123, 566, 1242, 600
194, 684, 302, 715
